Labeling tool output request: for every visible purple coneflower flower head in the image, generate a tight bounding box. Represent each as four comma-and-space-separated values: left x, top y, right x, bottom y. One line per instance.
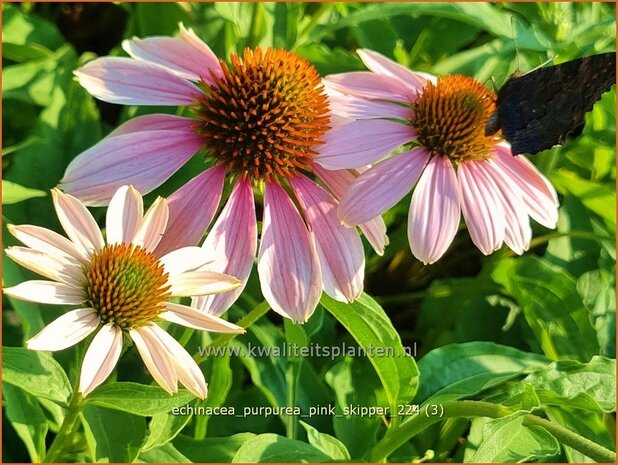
62, 25, 387, 322
318, 49, 559, 264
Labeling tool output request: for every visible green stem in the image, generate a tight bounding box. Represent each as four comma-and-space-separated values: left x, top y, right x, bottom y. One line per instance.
247, 2, 263, 47
285, 359, 301, 439
194, 300, 270, 362
178, 327, 195, 347
298, 3, 333, 43
366, 401, 615, 463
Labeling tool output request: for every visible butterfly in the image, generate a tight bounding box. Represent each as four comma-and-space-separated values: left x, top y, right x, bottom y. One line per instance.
485, 52, 616, 155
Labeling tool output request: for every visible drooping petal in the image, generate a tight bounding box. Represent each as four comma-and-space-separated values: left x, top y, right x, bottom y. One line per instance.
79, 323, 123, 396
357, 49, 432, 95
169, 271, 241, 297
192, 178, 257, 316
479, 159, 532, 255
7, 224, 88, 264
60, 129, 203, 206
408, 156, 461, 264
122, 36, 222, 82
27, 308, 99, 351
5, 247, 82, 286
315, 119, 414, 170
159, 247, 214, 277
130, 325, 178, 395
178, 23, 224, 81
493, 145, 559, 228
327, 92, 412, 120
154, 165, 226, 256
132, 197, 169, 252
52, 189, 105, 257
5, 280, 85, 305
258, 182, 322, 322
324, 71, 413, 101
161, 302, 245, 333
107, 114, 198, 138
458, 160, 506, 256
106, 185, 143, 245
338, 148, 430, 226
146, 324, 208, 399
291, 175, 364, 303
74, 57, 200, 106
313, 165, 389, 255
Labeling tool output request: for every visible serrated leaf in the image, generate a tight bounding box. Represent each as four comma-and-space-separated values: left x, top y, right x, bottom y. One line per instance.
3, 346, 71, 406
142, 413, 191, 451
85, 382, 195, 416
174, 433, 256, 462
300, 421, 351, 461
231, 433, 332, 462
138, 443, 191, 463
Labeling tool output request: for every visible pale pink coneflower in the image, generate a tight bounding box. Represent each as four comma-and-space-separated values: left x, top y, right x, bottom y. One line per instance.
61, 25, 387, 323
4, 185, 245, 398
316, 49, 559, 264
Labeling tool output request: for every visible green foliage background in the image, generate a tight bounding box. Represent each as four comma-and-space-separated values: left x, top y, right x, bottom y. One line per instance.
2, 2, 616, 463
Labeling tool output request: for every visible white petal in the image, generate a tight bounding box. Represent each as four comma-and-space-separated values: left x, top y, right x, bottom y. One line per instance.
161, 302, 244, 333
27, 308, 100, 351
106, 185, 144, 245
159, 247, 214, 277
4, 280, 84, 305
79, 323, 123, 396
7, 224, 88, 264
5, 246, 83, 286
130, 325, 178, 395
168, 271, 241, 297
132, 197, 169, 252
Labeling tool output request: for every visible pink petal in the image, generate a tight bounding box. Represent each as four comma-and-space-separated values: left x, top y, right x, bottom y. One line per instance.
327, 92, 412, 120
291, 175, 364, 302
130, 325, 178, 395
27, 308, 99, 351
159, 247, 214, 277
169, 271, 240, 297
60, 129, 203, 206
161, 302, 244, 333
324, 71, 413, 101
315, 119, 414, 170
179, 23, 224, 81
106, 185, 143, 245
80, 323, 123, 396
313, 165, 389, 255
132, 197, 168, 252
357, 49, 432, 95
458, 160, 506, 256
74, 57, 200, 106
257, 182, 322, 322
7, 224, 87, 264
5, 246, 82, 286
339, 148, 430, 226
408, 156, 461, 264
192, 178, 257, 316
146, 324, 208, 399
52, 189, 104, 257
122, 36, 222, 82
154, 165, 226, 256
107, 114, 198, 138
5, 280, 84, 305
493, 145, 559, 228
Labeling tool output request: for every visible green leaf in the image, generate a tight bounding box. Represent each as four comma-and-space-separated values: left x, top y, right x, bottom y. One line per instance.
82, 405, 147, 462
2, 346, 71, 405
2, 5, 64, 50
416, 342, 549, 404
132, 3, 189, 36
85, 382, 195, 416
491, 256, 600, 361
139, 443, 191, 463
2, 180, 46, 204
3, 384, 48, 462
321, 293, 419, 410
142, 412, 191, 451
578, 269, 616, 357
174, 433, 256, 462
472, 413, 560, 462
272, 2, 301, 49
231, 433, 332, 462
299, 421, 351, 461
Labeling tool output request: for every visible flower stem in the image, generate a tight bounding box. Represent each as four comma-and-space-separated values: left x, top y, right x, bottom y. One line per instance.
44, 362, 85, 463
365, 401, 615, 463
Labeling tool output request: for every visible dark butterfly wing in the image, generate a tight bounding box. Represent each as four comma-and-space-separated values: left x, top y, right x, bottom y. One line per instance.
488, 52, 616, 155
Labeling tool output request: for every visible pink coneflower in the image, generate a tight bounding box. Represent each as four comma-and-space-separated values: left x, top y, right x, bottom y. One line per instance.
4, 185, 244, 397
62, 25, 387, 323
316, 49, 559, 264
